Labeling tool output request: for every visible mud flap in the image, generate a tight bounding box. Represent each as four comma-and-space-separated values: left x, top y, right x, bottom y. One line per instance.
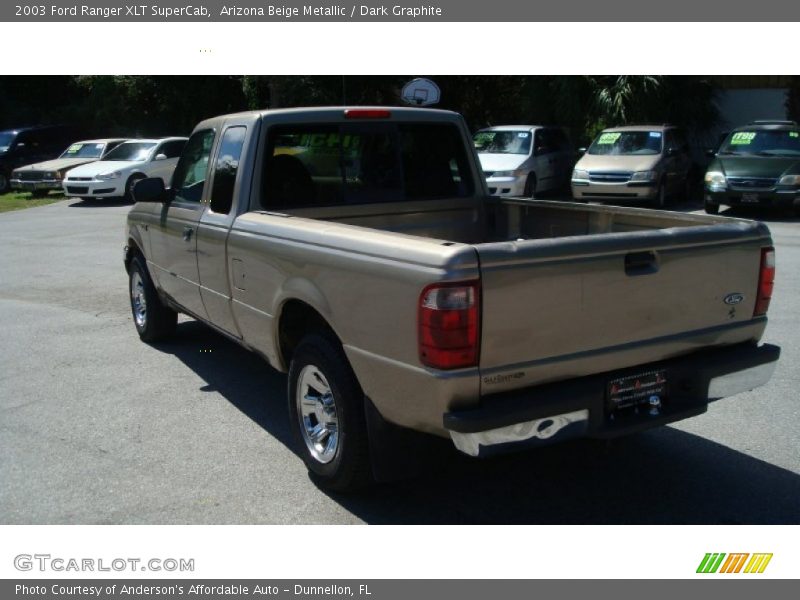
364, 397, 453, 483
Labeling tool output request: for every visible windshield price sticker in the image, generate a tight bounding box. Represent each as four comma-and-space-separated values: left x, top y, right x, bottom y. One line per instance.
66, 144, 82, 153
517, 132, 529, 138
649, 131, 662, 138
731, 132, 757, 145
598, 132, 622, 144
790, 132, 799, 138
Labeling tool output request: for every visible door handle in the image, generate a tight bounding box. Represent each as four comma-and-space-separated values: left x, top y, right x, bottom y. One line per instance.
182, 227, 194, 242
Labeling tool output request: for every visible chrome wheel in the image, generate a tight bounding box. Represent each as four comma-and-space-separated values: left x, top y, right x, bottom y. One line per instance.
131, 271, 147, 328
296, 365, 339, 464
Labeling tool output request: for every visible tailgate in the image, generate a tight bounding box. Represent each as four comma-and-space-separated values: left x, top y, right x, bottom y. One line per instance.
475, 220, 772, 394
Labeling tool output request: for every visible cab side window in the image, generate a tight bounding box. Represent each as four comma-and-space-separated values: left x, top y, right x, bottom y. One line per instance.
210, 126, 246, 215
171, 129, 215, 203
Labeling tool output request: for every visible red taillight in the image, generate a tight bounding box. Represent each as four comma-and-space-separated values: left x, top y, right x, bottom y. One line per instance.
418, 282, 480, 370
344, 109, 392, 119
754, 246, 775, 317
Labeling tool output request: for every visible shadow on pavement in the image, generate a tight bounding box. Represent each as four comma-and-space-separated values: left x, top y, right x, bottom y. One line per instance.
151, 321, 800, 524
68, 198, 133, 208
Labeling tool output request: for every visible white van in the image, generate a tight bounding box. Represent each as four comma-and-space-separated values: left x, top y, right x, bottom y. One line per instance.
473, 125, 574, 197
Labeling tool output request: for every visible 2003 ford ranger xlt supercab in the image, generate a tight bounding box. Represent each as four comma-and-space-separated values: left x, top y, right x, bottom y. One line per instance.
124, 107, 780, 491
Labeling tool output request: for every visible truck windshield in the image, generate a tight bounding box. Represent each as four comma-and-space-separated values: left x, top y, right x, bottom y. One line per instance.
718, 130, 800, 157
0, 132, 15, 153
59, 142, 106, 159
262, 123, 474, 209
103, 142, 156, 161
473, 130, 531, 155
588, 131, 663, 156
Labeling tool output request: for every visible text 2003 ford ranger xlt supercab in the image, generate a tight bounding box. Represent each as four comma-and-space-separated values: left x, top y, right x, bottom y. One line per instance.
125, 107, 780, 491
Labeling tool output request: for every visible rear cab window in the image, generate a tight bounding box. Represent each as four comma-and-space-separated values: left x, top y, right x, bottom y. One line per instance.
260, 122, 474, 210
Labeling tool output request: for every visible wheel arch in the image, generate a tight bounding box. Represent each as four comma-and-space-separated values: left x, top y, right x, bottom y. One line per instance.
276, 298, 341, 372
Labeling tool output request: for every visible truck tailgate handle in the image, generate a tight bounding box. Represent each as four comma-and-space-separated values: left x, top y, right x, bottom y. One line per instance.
625, 251, 658, 276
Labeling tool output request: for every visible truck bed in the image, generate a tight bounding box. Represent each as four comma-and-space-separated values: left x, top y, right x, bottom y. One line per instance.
284, 198, 771, 397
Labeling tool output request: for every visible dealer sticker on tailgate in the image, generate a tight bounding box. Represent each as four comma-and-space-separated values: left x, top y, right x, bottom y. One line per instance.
607, 370, 667, 411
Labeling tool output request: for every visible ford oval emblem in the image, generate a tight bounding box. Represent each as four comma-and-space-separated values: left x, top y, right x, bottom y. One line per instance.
724, 293, 745, 305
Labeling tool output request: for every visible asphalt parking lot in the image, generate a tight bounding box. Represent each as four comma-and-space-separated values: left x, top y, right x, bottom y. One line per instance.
1, 197, 798, 524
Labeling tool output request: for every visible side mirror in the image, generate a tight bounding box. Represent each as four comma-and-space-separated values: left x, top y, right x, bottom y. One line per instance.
154, 153, 168, 161
705, 148, 717, 158
666, 147, 679, 157
577, 147, 587, 156
133, 177, 166, 203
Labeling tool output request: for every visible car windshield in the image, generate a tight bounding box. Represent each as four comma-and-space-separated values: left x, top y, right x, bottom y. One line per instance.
0, 132, 15, 153
588, 131, 663, 155
473, 130, 531, 155
60, 142, 106, 159
103, 142, 155, 161
718, 130, 800, 157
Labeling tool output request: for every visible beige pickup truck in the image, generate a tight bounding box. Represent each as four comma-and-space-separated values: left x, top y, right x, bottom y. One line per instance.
124, 107, 780, 491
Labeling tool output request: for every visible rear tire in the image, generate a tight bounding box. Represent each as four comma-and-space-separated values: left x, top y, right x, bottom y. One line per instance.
129, 254, 177, 342
288, 333, 372, 493
704, 198, 720, 214
0, 173, 9, 194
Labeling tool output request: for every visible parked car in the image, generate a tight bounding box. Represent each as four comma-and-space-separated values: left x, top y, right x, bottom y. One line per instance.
704, 120, 800, 214
10, 139, 128, 197
571, 124, 692, 207
62, 137, 188, 201
473, 125, 573, 197
125, 107, 778, 492
0, 125, 86, 194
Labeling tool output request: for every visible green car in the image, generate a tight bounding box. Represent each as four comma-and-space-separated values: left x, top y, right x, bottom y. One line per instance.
704, 120, 800, 214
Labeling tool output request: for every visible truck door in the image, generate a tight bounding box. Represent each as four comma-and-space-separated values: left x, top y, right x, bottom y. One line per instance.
147, 128, 215, 318
196, 123, 250, 337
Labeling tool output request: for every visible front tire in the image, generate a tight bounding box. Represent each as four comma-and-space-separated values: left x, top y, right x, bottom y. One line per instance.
288, 334, 372, 492
125, 174, 145, 202
655, 180, 667, 208
0, 173, 9, 194
704, 200, 720, 215
523, 173, 537, 199
129, 254, 177, 342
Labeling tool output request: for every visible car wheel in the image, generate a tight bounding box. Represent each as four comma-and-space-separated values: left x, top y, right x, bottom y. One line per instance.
129, 254, 177, 343
288, 333, 372, 493
523, 173, 537, 198
704, 200, 720, 215
0, 173, 9, 194
124, 174, 145, 202
655, 181, 667, 208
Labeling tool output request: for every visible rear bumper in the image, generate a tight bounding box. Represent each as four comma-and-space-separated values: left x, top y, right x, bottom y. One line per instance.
444, 342, 780, 457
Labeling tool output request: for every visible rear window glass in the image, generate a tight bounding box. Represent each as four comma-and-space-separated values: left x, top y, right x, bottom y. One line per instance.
261, 123, 474, 209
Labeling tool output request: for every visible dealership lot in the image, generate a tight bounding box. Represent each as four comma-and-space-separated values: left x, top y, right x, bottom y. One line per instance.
0, 198, 798, 524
